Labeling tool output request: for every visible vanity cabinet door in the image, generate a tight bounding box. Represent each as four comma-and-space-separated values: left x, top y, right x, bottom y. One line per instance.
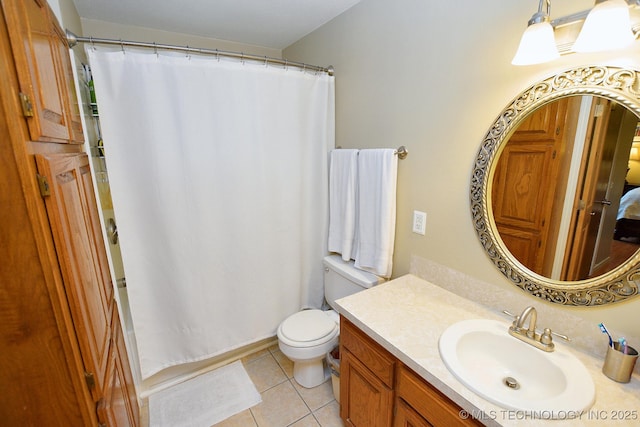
396, 365, 483, 427
340, 317, 395, 427
394, 398, 433, 427
341, 349, 394, 427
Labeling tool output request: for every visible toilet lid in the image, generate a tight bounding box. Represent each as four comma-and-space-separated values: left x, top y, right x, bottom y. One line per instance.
280, 309, 338, 342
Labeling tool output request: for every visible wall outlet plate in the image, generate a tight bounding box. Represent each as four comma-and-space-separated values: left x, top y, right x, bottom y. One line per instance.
412, 210, 426, 235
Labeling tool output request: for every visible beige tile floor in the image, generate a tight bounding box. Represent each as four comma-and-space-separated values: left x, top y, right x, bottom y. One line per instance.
213, 344, 344, 427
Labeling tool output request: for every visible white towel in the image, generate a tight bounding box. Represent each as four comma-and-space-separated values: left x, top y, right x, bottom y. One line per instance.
328, 149, 359, 261
354, 149, 398, 278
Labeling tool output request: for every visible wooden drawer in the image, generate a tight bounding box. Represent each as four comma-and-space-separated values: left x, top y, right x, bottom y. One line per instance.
396, 365, 482, 426
340, 317, 395, 388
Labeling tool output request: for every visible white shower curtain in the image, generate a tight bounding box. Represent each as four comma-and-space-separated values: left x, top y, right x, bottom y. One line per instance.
87, 48, 334, 379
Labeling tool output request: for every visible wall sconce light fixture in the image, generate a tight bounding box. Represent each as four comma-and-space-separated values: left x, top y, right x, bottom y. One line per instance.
512, 0, 639, 65
512, 0, 559, 65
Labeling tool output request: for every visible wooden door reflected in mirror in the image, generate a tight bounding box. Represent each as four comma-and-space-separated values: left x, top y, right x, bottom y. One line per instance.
492, 96, 639, 281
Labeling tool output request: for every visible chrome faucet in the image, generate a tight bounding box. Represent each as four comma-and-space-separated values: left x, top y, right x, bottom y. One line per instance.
504, 306, 570, 352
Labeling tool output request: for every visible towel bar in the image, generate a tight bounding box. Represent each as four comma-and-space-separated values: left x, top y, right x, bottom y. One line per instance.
334, 146, 408, 160
395, 146, 408, 160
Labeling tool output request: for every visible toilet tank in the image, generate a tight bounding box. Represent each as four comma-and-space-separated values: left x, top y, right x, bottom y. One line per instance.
323, 255, 386, 309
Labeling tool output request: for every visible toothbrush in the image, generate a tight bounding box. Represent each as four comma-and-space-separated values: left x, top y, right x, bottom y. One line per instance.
599, 323, 613, 347
619, 337, 628, 354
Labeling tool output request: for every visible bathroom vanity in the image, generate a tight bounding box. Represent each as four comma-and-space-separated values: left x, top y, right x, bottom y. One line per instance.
335, 274, 640, 427
340, 316, 481, 426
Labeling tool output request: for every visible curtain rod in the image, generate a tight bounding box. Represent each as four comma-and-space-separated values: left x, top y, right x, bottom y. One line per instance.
65, 30, 334, 76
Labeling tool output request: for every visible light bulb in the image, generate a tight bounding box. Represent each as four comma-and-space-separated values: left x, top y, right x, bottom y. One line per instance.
512, 21, 560, 65
573, 0, 635, 53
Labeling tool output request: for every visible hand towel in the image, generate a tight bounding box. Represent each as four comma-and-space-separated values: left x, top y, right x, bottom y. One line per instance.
328, 149, 359, 261
355, 149, 398, 278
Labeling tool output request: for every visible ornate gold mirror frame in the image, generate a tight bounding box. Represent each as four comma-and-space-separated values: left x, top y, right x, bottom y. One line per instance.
471, 65, 640, 306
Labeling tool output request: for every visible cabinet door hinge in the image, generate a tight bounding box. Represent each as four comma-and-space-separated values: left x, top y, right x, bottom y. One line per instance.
19, 92, 34, 117
84, 371, 96, 390
36, 174, 51, 197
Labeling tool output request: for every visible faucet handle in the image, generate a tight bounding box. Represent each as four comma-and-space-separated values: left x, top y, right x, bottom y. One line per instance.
502, 310, 517, 324
541, 327, 571, 344
550, 329, 570, 342
502, 309, 517, 320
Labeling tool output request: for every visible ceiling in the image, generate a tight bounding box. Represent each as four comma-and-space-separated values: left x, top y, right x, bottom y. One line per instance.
71, 0, 362, 50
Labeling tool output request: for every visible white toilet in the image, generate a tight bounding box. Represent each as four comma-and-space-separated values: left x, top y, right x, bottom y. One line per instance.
277, 254, 386, 388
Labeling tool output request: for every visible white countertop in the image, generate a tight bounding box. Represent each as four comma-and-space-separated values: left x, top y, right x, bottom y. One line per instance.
334, 274, 640, 426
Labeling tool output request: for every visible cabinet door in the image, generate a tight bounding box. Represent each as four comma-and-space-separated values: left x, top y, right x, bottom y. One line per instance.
2, 0, 83, 143
396, 365, 482, 427
0, 86, 90, 426
52, 21, 84, 142
394, 399, 432, 427
35, 152, 113, 401
98, 310, 139, 427
341, 349, 394, 427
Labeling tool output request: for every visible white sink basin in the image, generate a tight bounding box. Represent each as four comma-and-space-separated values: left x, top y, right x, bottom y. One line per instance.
439, 319, 595, 416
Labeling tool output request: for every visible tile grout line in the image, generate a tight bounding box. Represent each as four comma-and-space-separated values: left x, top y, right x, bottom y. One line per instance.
249, 351, 309, 427
248, 346, 342, 427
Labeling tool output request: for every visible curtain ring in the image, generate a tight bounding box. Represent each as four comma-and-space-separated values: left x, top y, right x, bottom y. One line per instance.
120, 39, 125, 54
90, 36, 95, 51
284, 59, 288, 71
153, 42, 158, 58
215, 49, 219, 62
241, 52, 245, 65
264, 56, 268, 67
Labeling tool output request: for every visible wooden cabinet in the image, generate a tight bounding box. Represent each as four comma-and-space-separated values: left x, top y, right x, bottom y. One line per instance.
340, 317, 395, 427
35, 152, 114, 401
99, 310, 140, 426
3, 0, 83, 143
0, 0, 139, 425
341, 349, 394, 427
340, 318, 483, 427
395, 365, 481, 427
394, 399, 433, 427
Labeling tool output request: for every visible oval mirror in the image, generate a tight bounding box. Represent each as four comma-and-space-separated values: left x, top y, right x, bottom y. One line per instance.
471, 65, 640, 306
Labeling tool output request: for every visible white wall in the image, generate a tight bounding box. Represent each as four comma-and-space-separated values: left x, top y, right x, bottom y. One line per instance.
283, 0, 640, 340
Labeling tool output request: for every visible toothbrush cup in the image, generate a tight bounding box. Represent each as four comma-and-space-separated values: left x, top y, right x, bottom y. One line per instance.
602, 342, 638, 383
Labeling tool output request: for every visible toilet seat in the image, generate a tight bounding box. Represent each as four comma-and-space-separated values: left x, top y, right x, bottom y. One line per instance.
278, 309, 338, 348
